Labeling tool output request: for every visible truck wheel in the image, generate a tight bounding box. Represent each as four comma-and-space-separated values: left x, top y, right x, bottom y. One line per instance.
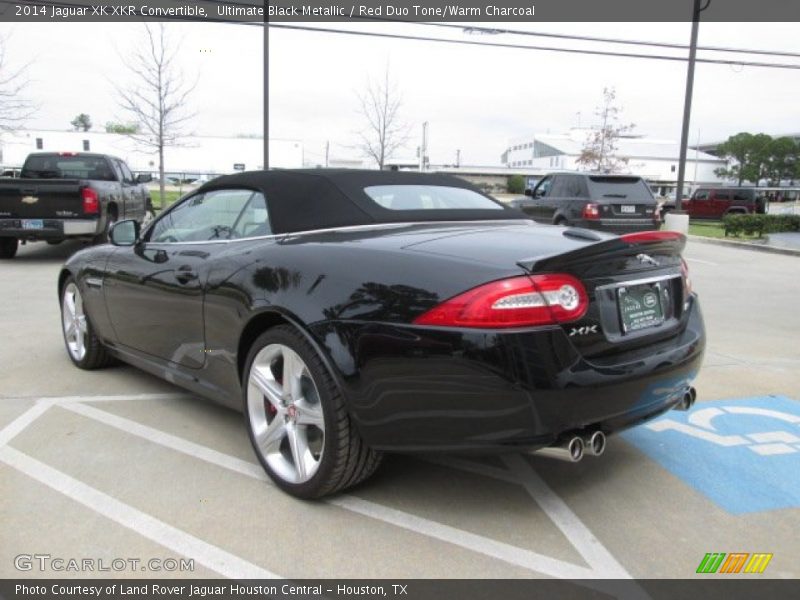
0, 238, 18, 259
94, 207, 118, 245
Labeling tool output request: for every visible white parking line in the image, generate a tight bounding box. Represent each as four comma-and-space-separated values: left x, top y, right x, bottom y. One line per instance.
62, 400, 625, 584
4, 394, 637, 588
685, 257, 718, 266
0, 446, 279, 580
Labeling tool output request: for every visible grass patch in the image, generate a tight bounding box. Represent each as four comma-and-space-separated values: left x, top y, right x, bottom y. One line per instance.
149, 190, 183, 211
688, 219, 763, 240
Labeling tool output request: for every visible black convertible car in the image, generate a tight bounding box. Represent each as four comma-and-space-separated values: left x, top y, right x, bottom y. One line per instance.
59, 170, 705, 498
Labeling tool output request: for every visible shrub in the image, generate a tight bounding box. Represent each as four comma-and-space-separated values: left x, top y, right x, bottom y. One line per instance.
507, 175, 525, 194
722, 214, 800, 237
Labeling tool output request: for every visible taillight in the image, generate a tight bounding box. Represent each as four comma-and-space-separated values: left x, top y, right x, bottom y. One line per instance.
582, 203, 600, 220
81, 187, 99, 214
620, 230, 682, 243
413, 274, 589, 329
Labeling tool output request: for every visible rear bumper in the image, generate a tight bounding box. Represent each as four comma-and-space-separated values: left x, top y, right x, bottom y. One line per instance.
312, 296, 705, 453
578, 218, 661, 233
0, 218, 99, 239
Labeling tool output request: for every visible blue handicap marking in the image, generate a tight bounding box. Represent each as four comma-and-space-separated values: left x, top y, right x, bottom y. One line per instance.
622, 395, 800, 514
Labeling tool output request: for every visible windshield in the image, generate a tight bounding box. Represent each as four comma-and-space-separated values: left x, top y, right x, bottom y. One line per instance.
21, 155, 116, 181
364, 185, 504, 211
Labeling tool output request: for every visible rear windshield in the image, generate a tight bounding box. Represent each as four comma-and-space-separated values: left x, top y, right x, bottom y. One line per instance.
21, 155, 116, 181
587, 176, 654, 202
364, 185, 504, 211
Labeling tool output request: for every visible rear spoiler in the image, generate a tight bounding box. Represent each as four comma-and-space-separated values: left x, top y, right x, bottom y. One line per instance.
517, 230, 686, 273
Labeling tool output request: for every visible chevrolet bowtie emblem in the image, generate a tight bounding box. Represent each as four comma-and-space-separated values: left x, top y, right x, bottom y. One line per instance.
21, 195, 39, 204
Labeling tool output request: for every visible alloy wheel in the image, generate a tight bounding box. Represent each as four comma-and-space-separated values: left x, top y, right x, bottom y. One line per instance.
62, 282, 88, 361
247, 343, 326, 484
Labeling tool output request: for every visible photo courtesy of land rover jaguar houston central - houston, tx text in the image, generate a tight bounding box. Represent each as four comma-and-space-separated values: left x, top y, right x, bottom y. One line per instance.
57, 170, 705, 498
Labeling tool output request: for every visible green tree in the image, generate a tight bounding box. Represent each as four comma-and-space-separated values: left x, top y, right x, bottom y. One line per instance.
105, 121, 139, 134
70, 113, 92, 131
576, 87, 635, 173
714, 132, 766, 185
507, 174, 525, 194
767, 136, 798, 185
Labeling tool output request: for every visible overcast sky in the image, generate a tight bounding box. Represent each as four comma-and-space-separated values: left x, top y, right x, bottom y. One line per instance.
3, 21, 799, 166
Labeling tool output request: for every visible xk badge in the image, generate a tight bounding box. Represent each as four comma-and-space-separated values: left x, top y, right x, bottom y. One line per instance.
569, 325, 598, 337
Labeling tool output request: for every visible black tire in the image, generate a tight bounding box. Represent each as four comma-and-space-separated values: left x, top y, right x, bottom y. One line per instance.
243, 325, 382, 498
554, 216, 568, 226
0, 237, 18, 259
93, 206, 118, 245
46, 239, 64, 246
60, 276, 114, 370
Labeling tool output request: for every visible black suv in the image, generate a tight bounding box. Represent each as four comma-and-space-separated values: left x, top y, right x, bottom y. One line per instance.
509, 173, 660, 233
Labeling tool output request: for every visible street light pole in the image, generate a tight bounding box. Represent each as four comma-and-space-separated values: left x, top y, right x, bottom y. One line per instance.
675, 0, 705, 211
264, 17, 269, 171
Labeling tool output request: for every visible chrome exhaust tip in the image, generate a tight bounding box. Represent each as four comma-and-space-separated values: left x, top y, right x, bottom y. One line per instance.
583, 430, 606, 457
674, 386, 697, 411
534, 436, 585, 462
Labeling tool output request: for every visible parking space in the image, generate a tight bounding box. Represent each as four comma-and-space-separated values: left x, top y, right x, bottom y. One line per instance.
1, 239, 799, 584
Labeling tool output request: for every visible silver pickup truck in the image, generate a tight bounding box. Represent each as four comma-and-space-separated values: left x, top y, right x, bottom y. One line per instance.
0, 152, 154, 258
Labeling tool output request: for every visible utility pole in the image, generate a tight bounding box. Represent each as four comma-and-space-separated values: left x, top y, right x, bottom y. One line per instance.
264, 18, 269, 171
325, 141, 330, 168
456, 149, 461, 168
419, 121, 428, 172
675, 0, 705, 211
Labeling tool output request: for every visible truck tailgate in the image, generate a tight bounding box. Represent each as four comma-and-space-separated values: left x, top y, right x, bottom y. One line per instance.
0, 179, 87, 219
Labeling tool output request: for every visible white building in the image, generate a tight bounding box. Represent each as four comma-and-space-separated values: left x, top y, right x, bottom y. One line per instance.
502, 129, 728, 194
0, 129, 304, 175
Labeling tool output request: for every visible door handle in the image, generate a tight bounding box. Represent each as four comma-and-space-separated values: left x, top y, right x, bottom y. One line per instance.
175, 265, 198, 284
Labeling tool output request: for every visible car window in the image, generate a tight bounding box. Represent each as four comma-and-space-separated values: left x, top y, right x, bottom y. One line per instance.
21, 155, 116, 181
587, 176, 653, 202
149, 189, 257, 243
534, 177, 552, 198
694, 190, 709, 201
363, 185, 503, 210
714, 191, 730, 200
231, 192, 271, 238
732, 190, 753, 201
117, 160, 134, 184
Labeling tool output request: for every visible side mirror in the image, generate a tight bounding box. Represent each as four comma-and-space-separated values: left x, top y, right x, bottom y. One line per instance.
136, 173, 153, 184
109, 219, 141, 246
524, 188, 533, 197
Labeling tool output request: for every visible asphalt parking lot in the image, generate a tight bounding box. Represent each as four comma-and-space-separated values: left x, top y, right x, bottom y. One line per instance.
1, 238, 799, 587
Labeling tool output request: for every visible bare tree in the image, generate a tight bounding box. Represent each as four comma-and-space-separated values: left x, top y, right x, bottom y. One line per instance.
0, 35, 35, 133
576, 87, 635, 173
355, 67, 410, 169
115, 24, 196, 201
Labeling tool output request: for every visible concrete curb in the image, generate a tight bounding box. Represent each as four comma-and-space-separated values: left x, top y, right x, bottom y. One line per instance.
688, 235, 800, 257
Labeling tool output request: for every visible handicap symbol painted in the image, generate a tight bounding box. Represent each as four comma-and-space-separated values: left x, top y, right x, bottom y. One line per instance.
622, 395, 800, 514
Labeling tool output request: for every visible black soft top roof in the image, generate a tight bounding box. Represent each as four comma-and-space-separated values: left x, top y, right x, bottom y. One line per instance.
195, 169, 527, 234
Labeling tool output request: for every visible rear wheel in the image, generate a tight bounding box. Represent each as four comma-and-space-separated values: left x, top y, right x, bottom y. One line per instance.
94, 206, 118, 245
243, 325, 382, 498
60, 277, 113, 369
0, 237, 18, 259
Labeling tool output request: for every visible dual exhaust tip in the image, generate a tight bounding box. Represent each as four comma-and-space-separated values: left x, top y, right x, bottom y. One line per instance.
673, 386, 697, 411
534, 430, 606, 463
532, 386, 698, 463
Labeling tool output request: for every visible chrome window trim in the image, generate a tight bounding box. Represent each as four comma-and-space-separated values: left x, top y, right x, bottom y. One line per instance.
143, 219, 535, 246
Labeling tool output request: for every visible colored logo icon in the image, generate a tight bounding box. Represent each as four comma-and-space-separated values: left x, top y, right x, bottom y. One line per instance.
696, 552, 773, 574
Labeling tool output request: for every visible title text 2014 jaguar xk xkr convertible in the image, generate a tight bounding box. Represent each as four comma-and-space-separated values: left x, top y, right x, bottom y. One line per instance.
59, 170, 705, 498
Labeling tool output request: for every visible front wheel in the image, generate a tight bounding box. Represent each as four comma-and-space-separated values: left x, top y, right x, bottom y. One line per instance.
0, 237, 18, 259
60, 277, 114, 369
243, 325, 382, 498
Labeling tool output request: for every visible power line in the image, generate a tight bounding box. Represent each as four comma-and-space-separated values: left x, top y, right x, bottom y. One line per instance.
412, 21, 800, 60
266, 23, 800, 71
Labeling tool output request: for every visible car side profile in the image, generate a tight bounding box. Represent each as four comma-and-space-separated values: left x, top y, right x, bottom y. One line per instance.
509, 172, 661, 233
682, 187, 768, 219
58, 169, 705, 498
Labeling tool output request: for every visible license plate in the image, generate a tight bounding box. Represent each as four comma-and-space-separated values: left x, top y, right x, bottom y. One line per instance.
22, 219, 44, 230
620, 205, 636, 214
618, 283, 664, 333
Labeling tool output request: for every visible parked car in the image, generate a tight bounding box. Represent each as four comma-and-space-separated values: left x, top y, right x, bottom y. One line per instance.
683, 187, 768, 219
508, 172, 660, 233
58, 170, 705, 498
0, 152, 154, 258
